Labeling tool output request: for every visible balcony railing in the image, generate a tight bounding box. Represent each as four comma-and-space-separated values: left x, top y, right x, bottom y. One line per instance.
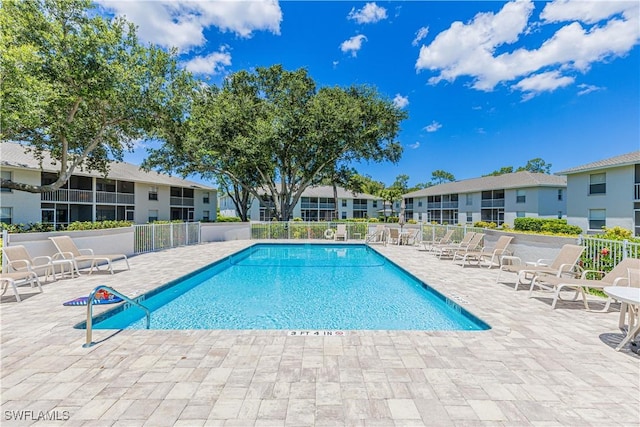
96, 191, 135, 204
481, 199, 505, 208
170, 197, 194, 206
427, 202, 459, 209
41, 189, 93, 203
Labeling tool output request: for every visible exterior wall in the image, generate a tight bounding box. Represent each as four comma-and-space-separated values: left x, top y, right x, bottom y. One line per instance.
566, 165, 635, 233
1, 167, 214, 225
537, 187, 566, 218
0, 167, 42, 224
194, 189, 216, 221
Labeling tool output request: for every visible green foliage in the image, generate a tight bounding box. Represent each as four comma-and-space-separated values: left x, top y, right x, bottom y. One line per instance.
216, 216, 242, 223
431, 170, 456, 184
484, 158, 552, 176
407, 219, 418, 224
1, 222, 54, 233
595, 226, 637, 241
145, 64, 407, 221
66, 221, 132, 231
368, 217, 379, 223
514, 218, 581, 235
1, 0, 195, 193
386, 216, 399, 223
474, 221, 497, 229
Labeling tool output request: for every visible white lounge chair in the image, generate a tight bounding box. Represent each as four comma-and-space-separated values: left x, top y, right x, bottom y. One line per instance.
421, 229, 454, 252
2, 244, 75, 281
49, 235, 130, 275
497, 244, 585, 290
366, 225, 386, 244
0, 271, 43, 302
453, 235, 513, 268
435, 232, 484, 260
334, 224, 347, 241
529, 257, 640, 310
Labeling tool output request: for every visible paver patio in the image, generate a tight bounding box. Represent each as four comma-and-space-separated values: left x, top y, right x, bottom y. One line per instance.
1, 241, 639, 426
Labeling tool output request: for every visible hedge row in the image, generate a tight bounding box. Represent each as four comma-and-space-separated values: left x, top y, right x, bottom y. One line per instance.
514, 218, 582, 235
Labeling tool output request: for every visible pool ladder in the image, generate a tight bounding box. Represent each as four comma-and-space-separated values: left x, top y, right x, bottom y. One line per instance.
83, 285, 150, 348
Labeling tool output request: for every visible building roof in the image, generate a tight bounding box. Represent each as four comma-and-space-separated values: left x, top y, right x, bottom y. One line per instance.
556, 151, 640, 175
0, 142, 215, 190
403, 171, 566, 198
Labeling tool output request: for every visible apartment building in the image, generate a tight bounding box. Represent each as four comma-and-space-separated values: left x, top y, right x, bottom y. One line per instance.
0, 142, 216, 227
557, 151, 640, 235
402, 171, 567, 226
219, 185, 383, 221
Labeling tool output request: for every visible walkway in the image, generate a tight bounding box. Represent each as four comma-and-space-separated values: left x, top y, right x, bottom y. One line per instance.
1, 241, 638, 426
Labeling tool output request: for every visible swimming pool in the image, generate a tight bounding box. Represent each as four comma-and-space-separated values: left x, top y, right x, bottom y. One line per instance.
84, 244, 489, 331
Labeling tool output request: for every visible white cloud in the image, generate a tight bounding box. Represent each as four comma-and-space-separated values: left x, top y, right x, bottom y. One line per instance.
393, 94, 409, 108
412, 27, 429, 46
98, 0, 282, 52
340, 35, 368, 57
577, 83, 603, 96
332, 60, 340, 68
424, 121, 442, 132
513, 70, 574, 101
415, 0, 640, 98
184, 47, 232, 75
408, 141, 420, 149
348, 3, 388, 24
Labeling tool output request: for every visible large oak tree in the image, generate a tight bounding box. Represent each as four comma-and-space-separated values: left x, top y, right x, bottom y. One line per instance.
144, 65, 407, 220
0, 0, 194, 193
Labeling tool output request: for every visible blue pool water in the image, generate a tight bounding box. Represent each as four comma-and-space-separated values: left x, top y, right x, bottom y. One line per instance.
87, 244, 489, 331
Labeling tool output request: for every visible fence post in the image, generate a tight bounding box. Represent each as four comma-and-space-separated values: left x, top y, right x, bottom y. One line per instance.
170, 223, 174, 248
1, 229, 8, 273
152, 224, 156, 252
622, 239, 628, 259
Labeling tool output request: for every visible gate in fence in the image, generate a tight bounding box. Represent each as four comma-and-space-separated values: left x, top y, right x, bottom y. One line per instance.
134, 222, 201, 254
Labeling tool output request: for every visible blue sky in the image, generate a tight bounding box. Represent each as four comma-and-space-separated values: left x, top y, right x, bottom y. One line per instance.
100, 1, 640, 188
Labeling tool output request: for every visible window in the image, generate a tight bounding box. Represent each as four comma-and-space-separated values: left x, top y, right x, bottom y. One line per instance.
96, 179, 116, 192
516, 211, 525, 218
589, 209, 606, 230
589, 173, 606, 195
149, 186, 158, 201
466, 212, 472, 223
516, 189, 526, 203
466, 194, 472, 205
203, 192, 210, 204
203, 210, 210, 221
418, 201, 423, 207
558, 211, 563, 219
148, 209, 158, 222
372, 200, 377, 208
557, 189, 563, 201
1, 170, 12, 192
341, 211, 347, 219
341, 199, 347, 207
1, 207, 12, 224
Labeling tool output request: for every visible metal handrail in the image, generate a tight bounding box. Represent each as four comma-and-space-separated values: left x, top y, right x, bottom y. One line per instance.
83, 285, 150, 348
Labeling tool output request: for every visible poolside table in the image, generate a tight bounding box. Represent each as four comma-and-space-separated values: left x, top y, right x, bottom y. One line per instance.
604, 286, 640, 351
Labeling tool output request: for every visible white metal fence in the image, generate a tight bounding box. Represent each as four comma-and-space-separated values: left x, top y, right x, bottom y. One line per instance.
133, 222, 201, 254
578, 235, 640, 272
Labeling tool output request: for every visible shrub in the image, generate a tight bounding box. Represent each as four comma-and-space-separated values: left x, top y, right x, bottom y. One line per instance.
1, 222, 54, 233
407, 219, 417, 224
368, 218, 379, 223
66, 220, 133, 230
386, 216, 399, 223
514, 218, 581, 235
474, 221, 497, 229
216, 216, 242, 223
597, 226, 634, 241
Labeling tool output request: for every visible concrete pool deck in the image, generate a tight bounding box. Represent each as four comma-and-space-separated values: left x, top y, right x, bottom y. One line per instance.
1, 240, 639, 426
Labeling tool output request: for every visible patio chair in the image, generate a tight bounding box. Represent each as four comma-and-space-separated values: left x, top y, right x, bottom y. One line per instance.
431, 232, 476, 258
444, 233, 485, 260
387, 227, 400, 245
365, 225, 386, 244
421, 229, 454, 252
402, 228, 421, 246
496, 244, 585, 290
434, 232, 483, 260
529, 257, 640, 310
453, 235, 513, 268
334, 224, 347, 241
2, 244, 75, 282
49, 235, 130, 275
0, 271, 42, 302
